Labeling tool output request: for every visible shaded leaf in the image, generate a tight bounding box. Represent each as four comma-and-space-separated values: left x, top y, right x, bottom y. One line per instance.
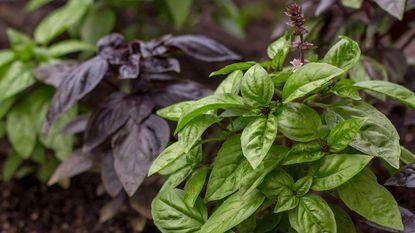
259, 169, 294, 199
373, 0, 406, 20
184, 166, 208, 207
33, 61, 78, 88
60, 113, 90, 134
0, 61, 35, 102
101, 151, 123, 197
165, 0, 192, 28
330, 205, 356, 233
141, 57, 180, 74
385, 163, 415, 188
215, 70, 243, 95
99, 192, 125, 223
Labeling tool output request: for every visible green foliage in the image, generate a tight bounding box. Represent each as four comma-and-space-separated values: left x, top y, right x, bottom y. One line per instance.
151, 33, 412, 233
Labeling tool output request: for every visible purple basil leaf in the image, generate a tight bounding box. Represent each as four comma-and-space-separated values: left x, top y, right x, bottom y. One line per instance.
60, 113, 90, 134
101, 151, 123, 197
111, 115, 169, 196
373, 0, 406, 20
33, 61, 78, 88
135, 35, 172, 58
48, 149, 98, 185
165, 35, 241, 62
99, 192, 126, 223
149, 81, 212, 107
84, 93, 154, 151
97, 33, 129, 64
401, 206, 414, 219
385, 163, 415, 187
141, 73, 173, 81
43, 56, 108, 133
380, 48, 408, 83
119, 54, 141, 79
141, 57, 180, 73
404, 215, 415, 233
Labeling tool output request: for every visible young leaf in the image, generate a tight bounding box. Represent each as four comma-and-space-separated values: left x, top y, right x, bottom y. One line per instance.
112, 116, 169, 196
205, 136, 251, 201
209, 61, 255, 77
241, 114, 278, 169
159, 165, 195, 193
44, 56, 108, 133
292, 176, 313, 196
183, 166, 208, 207
240, 64, 274, 106
338, 169, 403, 231
354, 80, 415, 108
332, 79, 361, 100
178, 114, 219, 153
259, 169, 294, 199
200, 190, 265, 233
330, 205, 356, 233
267, 35, 290, 68
152, 188, 208, 233
327, 117, 366, 152
310, 154, 373, 191
176, 94, 248, 133
165, 35, 241, 62
329, 101, 401, 168
323, 36, 361, 71
289, 194, 337, 233
274, 189, 299, 213
47, 40, 95, 57
156, 101, 194, 121
282, 141, 325, 165
0, 50, 14, 68
34, 0, 91, 44
215, 70, 243, 95
277, 103, 322, 142
282, 63, 344, 103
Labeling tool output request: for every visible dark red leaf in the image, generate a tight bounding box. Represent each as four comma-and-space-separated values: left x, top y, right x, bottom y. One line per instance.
34, 61, 78, 88
404, 215, 415, 233
84, 93, 154, 151
385, 163, 415, 187
315, 0, 335, 16
165, 35, 241, 62
141, 57, 180, 73
101, 151, 123, 197
97, 33, 129, 65
134, 35, 172, 58
119, 54, 141, 79
149, 81, 212, 107
43, 56, 108, 133
60, 113, 90, 134
48, 149, 98, 185
111, 115, 169, 196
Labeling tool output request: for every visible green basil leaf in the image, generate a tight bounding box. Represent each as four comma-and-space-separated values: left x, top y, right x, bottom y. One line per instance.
80, 7, 116, 44
332, 79, 361, 100
26, 0, 54, 11
323, 36, 361, 71
259, 169, 294, 199
200, 190, 265, 233
241, 114, 278, 169
327, 117, 366, 152
292, 176, 313, 196
341, 0, 363, 9
152, 188, 208, 233
205, 136, 251, 201
236, 214, 256, 233
271, 68, 293, 85
165, 0, 192, 28
0, 50, 15, 68
239, 145, 289, 195
282, 63, 344, 103
0, 61, 35, 102
311, 154, 372, 191
282, 141, 325, 165
34, 0, 92, 44
267, 35, 290, 69
400, 146, 415, 164
209, 61, 255, 77
2, 151, 23, 181
255, 212, 282, 233
274, 189, 299, 213
0, 97, 15, 119
241, 64, 274, 106
329, 101, 400, 168
149, 143, 201, 176
179, 114, 219, 153
184, 166, 208, 207
354, 80, 415, 108
338, 168, 403, 230
47, 40, 95, 57
159, 165, 194, 193
6, 29, 34, 60
289, 194, 337, 233
215, 70, 243, 95
277, 103, 322, 142
330, 204, 356, 233
156, 101, 194, 121
176, 94, 248, 133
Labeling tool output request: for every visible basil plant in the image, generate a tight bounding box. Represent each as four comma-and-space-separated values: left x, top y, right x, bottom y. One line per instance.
148, 34, 415, 233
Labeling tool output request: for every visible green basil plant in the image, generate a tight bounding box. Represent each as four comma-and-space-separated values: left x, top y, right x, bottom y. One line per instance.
148, 4, 415, 233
